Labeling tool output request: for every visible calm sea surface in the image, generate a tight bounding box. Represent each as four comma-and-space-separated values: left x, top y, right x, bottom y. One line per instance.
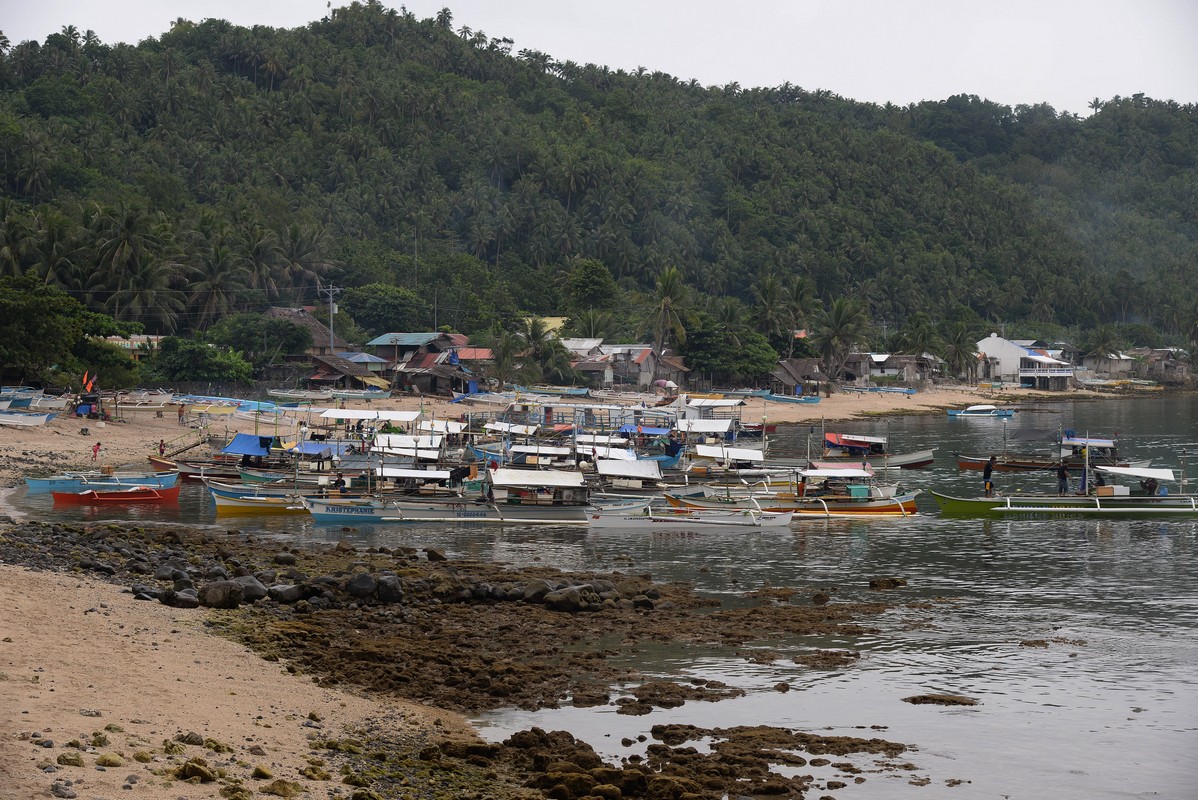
6, 394, 1198, 799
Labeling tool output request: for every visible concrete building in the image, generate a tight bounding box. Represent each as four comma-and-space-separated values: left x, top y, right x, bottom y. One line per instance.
976, 334, 1074, 390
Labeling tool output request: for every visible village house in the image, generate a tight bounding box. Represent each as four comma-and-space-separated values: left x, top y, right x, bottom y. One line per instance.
264, 307, 350, 356
365, 332, 471, 396
770, 358, 829, 397
976, 334, 1075, 389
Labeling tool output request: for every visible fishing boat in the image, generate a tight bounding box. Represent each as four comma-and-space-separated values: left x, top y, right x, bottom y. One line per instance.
821, 432, 936, 469
0, 410, 56, 427
51, 485, 181, 505
266, 388, 334, 401
212, 493, 309, 515
763, 393, 822, 405
930, 467, 1194, 518
587, 501, 794, 529
330, 388, 390, 400
946, 404, 1015, 418
841, 385, 918, 395
665, 468, 919, 517
304, 467, 590, 525
955, 435, 1148, 473
25, 470, 179, 495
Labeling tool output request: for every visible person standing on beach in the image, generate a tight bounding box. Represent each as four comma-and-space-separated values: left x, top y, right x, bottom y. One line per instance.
983, 456, 996, 497
158, 439, 166, 457
177, 404, 186, 425
91, 442, 101, 462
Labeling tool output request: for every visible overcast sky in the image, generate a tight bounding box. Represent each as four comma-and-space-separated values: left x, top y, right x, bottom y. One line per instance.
6, 1, 1197, 114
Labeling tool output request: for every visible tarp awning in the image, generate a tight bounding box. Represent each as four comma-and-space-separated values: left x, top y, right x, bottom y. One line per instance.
801, 468, 872, 479
675, 419, 732, 433
511, 444, 573, 456
286, 441, 354, 457
826, 432, 886, 445
694, 444, 765, 462
586, 446, 636, 460
419, 420, 467, 434
686, 398, 744, 408
220, 433, 277, 456
490, 468, 586, 488
1062, 437, 1116, 448
318, 408, 421, 422
376, 467, 453, 480
361, 375, 391, 389
1094, 466, 1175, 482
596, 459, 662, 480
618, 424, 671, 436
485, 421, 538, 436
375, 434, 442, 449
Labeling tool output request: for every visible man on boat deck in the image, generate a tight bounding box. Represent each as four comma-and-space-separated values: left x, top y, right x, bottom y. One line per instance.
983, 456, 996, 497
1057, 463, 1070, 496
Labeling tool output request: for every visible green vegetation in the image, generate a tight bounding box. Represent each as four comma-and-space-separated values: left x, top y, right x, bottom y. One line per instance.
1, 6, 1196, 382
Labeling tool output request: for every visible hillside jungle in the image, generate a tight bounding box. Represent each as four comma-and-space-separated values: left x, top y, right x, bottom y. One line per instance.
1, 2, 1196, 388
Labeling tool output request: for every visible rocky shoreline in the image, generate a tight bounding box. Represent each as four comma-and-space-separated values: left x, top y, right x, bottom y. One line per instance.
0, 517, 959, 799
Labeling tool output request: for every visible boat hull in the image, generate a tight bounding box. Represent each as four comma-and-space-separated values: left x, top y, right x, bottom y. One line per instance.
305, 497, 589, 525
821, 448, 937, 470
930, 490, 1198, 518
665, 491, 920, 517
588, 505, 794, 529
212, 494, 308, 515
26, 471, 179, 495
51, 485, 181, 505
955, 453, 1147, 473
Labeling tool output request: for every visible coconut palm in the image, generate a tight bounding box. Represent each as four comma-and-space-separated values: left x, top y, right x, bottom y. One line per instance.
639, 265, 692, 355
941, 322, 980, 383
809, 297, 870, 381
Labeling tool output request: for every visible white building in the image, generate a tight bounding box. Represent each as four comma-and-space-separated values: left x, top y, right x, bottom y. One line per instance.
976, 334, 1074, 390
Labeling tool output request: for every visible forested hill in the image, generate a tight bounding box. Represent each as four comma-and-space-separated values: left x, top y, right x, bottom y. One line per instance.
1, 2, 1196, 354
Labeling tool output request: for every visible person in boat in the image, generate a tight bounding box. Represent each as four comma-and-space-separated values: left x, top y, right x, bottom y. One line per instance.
1057, 462, 1070, 496
983, 456, 996, 497
1140, 477, 1159, 496
332, 472, 347, 493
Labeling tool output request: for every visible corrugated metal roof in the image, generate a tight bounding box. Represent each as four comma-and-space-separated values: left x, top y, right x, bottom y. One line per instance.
366, 332, 443, 347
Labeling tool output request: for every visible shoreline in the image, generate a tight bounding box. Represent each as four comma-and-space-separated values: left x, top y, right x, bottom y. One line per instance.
0, 384, 1120, 488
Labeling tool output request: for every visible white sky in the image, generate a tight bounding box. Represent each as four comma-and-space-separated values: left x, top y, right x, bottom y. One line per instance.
5, 1, 1197, 114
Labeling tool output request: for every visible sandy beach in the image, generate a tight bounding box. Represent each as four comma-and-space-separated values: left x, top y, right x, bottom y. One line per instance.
0, 384, 1048, 488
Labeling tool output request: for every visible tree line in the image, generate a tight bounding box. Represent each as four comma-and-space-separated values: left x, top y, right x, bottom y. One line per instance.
1, 3, 1196, 386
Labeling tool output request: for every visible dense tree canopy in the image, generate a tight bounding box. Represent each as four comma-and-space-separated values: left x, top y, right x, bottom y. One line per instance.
0, 4, 1195, 379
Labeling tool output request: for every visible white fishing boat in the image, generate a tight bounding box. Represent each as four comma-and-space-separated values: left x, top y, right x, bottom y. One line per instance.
331, 388, 391, 400
267, 388, 335, 401
0, 410, 56, 427
587, 501, 793, 529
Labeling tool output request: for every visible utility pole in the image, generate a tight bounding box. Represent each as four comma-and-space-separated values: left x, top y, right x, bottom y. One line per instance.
318, 285, 342, 353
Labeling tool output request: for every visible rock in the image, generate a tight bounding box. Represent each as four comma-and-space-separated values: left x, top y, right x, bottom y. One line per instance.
233, 575, 269, 602
158, 589, 200, 609
273, 552, 298, 566
344, 573, 378, 599
96, 753, 124, 767
869, 577, 908, 590
522, 578, 556, 602
199, 580, 244, 609
376, 575, 404, 603
812, 591, 831, 605
50, 783, 76, 798
424, 547, 447, 562
902, 693, 977, 706
56, 752, 84, 767
268, 584, 306, 603
175, 757, 215, 782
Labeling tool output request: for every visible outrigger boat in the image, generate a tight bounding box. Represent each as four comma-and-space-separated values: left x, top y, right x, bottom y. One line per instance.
931, 466, 1193, 518
25, 470, 179, 495
665, 468, 919, 518
303, 467, 590, 525
51, 485, 181, 505
947, 404, 1015, 418
955, 435, 1149, 473
587, 501, 794, 529
822, 432, 936, 469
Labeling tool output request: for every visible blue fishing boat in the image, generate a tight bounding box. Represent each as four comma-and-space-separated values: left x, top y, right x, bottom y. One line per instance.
25, 470, 180, 495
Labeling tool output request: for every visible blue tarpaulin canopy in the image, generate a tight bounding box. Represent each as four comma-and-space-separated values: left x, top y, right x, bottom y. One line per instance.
221, 433, 278, 456
618, 424, 672, 436
288, 441, 354, 457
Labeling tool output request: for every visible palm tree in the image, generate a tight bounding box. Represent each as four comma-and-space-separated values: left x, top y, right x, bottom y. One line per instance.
640, 265, 692, 356
753, 272, 788, 341
941, 322, 980, 383
810, 297, 870, 382
189, 243, 250, 330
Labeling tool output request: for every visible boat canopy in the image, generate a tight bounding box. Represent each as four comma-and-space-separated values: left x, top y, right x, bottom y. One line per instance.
375, 434, 442, 449
686, 398, 744, 408
1094, 466, 1176, 482
490, 468, 587, 488
586, 446, 637, 460
418, 420, 467, 434
287, 441, 354, 457
596, 459, 662, 480
675, 419, 732, 433
510, 444, 573, 456
1061, 437, 1116, 448
801, 467, 873, 479
694, 444, 765, 462
221, 433, 278, 456
376, 467, 452, 480
618, 424, 671, 436
574, 434, 626, 445
484, 421, 538, 436
318, 408, 420, 422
